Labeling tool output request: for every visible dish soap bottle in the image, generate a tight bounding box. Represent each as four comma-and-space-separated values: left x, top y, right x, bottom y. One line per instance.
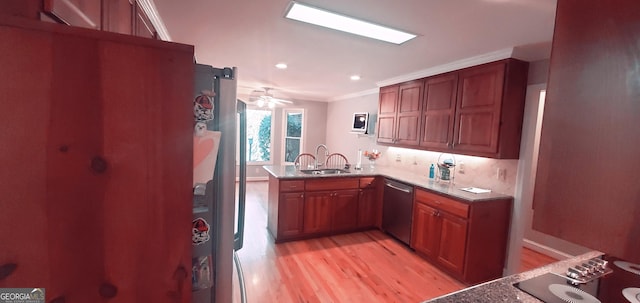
429, 163, 435, 179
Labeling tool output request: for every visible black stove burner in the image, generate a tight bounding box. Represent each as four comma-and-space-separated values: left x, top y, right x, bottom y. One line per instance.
514, 255, 640, 303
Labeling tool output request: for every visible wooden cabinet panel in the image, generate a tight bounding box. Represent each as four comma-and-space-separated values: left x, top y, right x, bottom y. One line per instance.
394, 80, 424, 146
532, 0, 640, 263
437, 213, 468, 275
453, 62, 504, 154
331, 189, 359, 232
411, 188, 511, 284
279, 192, 304, 237
102, 0, 133, 35
44, 0, 101, 29
411, 202, 440, 258
280, 180, 305, 192
376, 85, 399, 144
420, 73, 457, 149
303, 191, 332, 234
357, 188, 378, 228
0, 19, 193, 302
133, 1, 156, 39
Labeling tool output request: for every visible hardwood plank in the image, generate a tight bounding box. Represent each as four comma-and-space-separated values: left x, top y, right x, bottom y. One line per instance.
235, 181, 558, 302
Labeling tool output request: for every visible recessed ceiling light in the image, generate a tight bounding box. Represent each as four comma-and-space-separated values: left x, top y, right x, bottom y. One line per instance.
284, 2, 416, 45
275, 63, 288, 69
350, 75, 361, 81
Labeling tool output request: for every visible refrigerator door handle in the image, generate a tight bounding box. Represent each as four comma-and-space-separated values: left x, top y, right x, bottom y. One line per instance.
234, 100, 247, 251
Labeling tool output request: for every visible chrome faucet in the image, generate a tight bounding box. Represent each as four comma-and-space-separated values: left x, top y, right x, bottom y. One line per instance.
315, 144, 329, 168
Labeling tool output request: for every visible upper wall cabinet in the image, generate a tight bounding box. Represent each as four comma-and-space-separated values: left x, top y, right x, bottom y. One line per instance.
377, 59, 528, 159
532, 0, 640, 263
376, 80, 424, 146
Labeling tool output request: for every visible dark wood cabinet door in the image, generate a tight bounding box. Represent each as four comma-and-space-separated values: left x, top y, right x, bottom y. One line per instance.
436, 212, 468, 275
420, 73, 458, 149
357, 188, 378, 228
102, 0, 133, 35
395, 80, 424, 146
44, 0, 101, 29
411, 202, 441, 259
303, 191, 332, 234
279, 192, 304, 237
376, 85, 399, 143
532, 0, 640, 263
133, 1, 156, 39
331, 189, 359, 232
453, 62, 505, 154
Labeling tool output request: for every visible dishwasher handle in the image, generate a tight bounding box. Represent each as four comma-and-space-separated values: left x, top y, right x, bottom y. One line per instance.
385, 181, 413, 194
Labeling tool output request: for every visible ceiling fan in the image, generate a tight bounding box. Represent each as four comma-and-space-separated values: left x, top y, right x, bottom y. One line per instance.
248, 87, 293, 108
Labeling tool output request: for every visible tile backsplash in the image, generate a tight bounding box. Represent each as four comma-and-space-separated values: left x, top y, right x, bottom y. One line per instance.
375, 147, 519, 196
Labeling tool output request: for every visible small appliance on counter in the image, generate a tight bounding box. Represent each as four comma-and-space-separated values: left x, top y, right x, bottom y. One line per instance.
514, 254, 640, 303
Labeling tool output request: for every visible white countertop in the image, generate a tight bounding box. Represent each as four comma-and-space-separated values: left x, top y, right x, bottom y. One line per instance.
263, 165, 512, 202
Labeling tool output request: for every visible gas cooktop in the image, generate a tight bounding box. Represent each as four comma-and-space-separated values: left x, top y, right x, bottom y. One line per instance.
514, 255, 640, 303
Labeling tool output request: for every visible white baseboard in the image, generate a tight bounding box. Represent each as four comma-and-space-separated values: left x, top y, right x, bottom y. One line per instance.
523, 238, 574, 260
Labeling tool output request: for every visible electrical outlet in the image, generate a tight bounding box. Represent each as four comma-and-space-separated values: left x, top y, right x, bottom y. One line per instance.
396, 154, 401, 162
458, 162, 465, 174
497, 168, 506, 181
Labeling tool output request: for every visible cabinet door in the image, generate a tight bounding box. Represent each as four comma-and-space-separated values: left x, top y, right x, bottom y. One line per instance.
376, 85, 399, 143
411, 203, 441, 258
303, 191, 332, 234
453, 62, 505, 154
279, 192, 304, 238
102, 0, 133, 35
437, 212, 468, 275
133, 1, 157, 39
420, 73, 457, 150
357, 188, 378, 228
332, 189, 359, 232
395, 80, 424, 146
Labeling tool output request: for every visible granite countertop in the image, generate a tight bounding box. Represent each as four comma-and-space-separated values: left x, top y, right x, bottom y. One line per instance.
262, 165, 512, 202
422, 250, 604, 303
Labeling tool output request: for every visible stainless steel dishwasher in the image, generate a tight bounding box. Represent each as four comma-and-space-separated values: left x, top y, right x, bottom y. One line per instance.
382, 178, 414, 245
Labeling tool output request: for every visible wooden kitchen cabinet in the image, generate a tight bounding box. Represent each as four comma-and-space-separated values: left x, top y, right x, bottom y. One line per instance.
376, 85, 399, 144
357, 177, 381, 229
44, 0, 101, 29
133, 1, 157, 39
411, 188, 511, 284
102, 0, 134, 35
419, 72, 458, 150
0, 17, 194, 302
379, 59, 528, 159
532, 0, 640, 263
376, 80, 424, 146
303, 191, 333, 234
268, 176, 376, 242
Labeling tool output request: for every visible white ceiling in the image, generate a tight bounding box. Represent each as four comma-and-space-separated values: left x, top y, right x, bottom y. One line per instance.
153, 0, 557, 102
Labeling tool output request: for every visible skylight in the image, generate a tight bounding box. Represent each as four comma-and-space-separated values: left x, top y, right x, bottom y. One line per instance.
284, 2, 417, 45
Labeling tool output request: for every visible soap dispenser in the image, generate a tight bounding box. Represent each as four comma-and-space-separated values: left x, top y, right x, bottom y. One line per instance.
429, 163, 435, 179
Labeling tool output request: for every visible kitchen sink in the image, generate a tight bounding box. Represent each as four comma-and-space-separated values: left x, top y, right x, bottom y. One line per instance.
299, 168, 350, 175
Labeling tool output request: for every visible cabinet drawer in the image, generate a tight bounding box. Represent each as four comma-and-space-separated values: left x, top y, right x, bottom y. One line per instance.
305, 178, 359, 191
415, 188, 469, 218
359, 177, 376, 188
280, 180, 305, 192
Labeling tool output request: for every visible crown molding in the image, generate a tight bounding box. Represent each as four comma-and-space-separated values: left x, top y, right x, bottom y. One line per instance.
137, 0, 172, 41
376, 48, 515, 87
328, 88, 379, 102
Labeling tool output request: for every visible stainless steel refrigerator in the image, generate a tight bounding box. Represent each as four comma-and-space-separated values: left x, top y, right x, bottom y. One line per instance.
192, 64, 247, 303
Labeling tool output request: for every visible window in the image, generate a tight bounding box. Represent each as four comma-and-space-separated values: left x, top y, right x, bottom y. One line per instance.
283, 109, 304, 163
246, 109, 273, 163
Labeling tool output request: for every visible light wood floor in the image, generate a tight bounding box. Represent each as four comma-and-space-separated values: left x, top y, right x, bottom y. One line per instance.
232, 181, 557, 303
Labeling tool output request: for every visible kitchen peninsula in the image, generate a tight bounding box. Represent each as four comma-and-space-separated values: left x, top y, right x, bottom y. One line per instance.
263, 165, 513, 284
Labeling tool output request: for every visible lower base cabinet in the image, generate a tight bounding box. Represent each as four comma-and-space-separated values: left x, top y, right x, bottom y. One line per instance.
411, 188, 511, 284
267, 176, 380, 242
